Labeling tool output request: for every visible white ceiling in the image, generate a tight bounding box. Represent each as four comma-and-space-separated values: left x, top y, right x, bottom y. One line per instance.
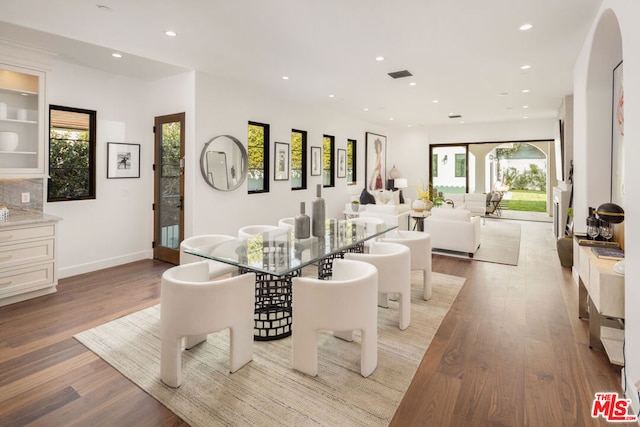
0, 0, 602, 128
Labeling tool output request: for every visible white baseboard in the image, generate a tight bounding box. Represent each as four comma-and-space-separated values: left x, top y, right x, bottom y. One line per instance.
59, 250, 153, 279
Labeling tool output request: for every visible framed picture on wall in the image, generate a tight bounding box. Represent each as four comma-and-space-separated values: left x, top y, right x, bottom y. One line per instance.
311, 146, 322, 176
274, 141, 289, 181
337, 149, 346, 178
365, 132, 386, 191
611, 60, 624, 205
107, 142, 140, 178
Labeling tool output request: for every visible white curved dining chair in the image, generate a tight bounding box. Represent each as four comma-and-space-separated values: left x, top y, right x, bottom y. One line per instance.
237, 224, 280, 239
180, 234, 238, 279
160, 261, 256, 387
278, 217, 295, 230
345, 241, 411, 330
381, 230, 433, 300
292, 259, 378, 377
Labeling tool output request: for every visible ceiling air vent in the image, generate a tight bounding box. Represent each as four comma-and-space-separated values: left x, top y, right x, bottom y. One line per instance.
448, 114, 462, 119
388, 70, 413, 79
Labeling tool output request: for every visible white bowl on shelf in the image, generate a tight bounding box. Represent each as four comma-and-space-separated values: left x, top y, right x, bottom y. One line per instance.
0, 131, 19, 151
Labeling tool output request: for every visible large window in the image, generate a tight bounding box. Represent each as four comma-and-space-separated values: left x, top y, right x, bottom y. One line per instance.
48, 105, 96, 201
432, 154, 438, 177
323, 134, 335, 187
347, 139, 357, 185
291, 129, 307, 190
248, 121, 270, 193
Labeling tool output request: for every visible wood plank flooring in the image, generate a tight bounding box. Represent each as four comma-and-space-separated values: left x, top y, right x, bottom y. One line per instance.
0, 219, 629, 426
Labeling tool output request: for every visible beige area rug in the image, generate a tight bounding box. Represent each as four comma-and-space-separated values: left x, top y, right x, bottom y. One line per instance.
433, 220, 521, 266
474, 220, 521, 266
74, 271, 465, 427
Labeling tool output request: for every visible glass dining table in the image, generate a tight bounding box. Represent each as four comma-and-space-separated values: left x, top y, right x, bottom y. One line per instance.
185, 219, 397, 341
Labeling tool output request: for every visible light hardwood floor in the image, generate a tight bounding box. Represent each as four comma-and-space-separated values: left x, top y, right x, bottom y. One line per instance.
0, 220, 629, 426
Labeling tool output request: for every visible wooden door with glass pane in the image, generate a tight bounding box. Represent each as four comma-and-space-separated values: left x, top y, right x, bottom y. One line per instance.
153, 113, 185, 264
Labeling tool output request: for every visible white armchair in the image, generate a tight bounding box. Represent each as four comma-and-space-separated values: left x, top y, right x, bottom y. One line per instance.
380, 230, 432, 300
160, 262, 255, 387
344, 241, 411, 330
291, 259, 378, 377
180, 234, 238, 278
423, 208, 481, 257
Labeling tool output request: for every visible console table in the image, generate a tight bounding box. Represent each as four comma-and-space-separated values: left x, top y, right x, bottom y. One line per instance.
575, 240, 625, 365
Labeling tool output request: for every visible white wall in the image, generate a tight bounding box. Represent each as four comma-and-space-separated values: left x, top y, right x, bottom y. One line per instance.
188, 71, 388, 237
44, 60, 153, 278
573, 0, 640, 412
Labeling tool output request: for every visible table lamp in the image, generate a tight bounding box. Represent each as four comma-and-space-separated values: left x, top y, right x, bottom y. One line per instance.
394, 178, 408, 204
594, 202, 625, 274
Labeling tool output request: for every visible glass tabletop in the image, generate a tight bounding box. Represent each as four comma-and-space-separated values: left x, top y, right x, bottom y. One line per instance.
185, 219, 397, 276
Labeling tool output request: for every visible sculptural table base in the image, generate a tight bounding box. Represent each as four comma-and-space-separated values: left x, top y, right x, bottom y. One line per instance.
240, 267, 300, 341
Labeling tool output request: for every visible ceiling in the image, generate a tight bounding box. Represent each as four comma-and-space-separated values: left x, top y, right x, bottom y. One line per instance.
0, 0, 602, 128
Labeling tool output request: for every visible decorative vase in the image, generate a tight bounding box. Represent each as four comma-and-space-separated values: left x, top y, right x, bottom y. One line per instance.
295, 201, 310, 239
312, 184, 326, 237
412, 199, 426, 212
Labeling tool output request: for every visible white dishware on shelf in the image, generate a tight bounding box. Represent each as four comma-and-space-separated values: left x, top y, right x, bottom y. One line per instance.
17, 109, 27, 121
0, 103, 6, 120
0, 131, 19, 151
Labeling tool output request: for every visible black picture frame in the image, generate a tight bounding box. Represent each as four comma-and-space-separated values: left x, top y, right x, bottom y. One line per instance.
311, 146, 322, 176
274, 141, 289, 181
107, 142, 140, 179
337, 148, 346, 178
365, 132, 386, 191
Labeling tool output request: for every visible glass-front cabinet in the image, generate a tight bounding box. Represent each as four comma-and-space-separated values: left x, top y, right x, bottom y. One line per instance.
0, 64, 46, 177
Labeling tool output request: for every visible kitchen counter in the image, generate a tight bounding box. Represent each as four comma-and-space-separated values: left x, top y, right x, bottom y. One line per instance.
0, 210, 61, 227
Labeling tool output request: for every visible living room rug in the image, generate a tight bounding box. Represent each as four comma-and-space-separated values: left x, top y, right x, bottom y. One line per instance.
432, 220, 521, 266
74, 271, 465, 427
474, 220, 521, 266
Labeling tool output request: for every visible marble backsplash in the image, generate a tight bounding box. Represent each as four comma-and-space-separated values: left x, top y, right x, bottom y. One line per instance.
0, 178, 44, 212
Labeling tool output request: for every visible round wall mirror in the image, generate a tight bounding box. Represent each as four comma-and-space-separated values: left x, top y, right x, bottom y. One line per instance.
200, 135, 248, 191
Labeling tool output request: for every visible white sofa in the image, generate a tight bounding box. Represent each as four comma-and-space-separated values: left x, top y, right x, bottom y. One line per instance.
442, 192, 487, 218
345, 189, 410, 230
423, 207, 481, 257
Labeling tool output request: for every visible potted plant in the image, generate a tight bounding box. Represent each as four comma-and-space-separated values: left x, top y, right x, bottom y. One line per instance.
351, 200, 360, 212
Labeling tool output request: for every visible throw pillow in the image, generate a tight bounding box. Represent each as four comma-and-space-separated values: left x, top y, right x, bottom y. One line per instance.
359, 188, 376, 205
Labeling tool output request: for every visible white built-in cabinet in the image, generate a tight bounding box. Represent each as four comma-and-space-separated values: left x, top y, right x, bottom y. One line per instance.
0, 63, 46, 177
0, 219, 58, 306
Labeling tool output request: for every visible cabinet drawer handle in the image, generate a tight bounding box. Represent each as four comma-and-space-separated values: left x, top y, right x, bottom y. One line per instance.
0, 234, 13, 240
0, 280, 12, 286
0, 254, 12, 261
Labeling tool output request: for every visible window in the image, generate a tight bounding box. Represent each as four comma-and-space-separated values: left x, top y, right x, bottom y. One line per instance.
248, 121, 270, 193
48, 105, 96, 201
323, 135, 335, 187
432, 154, 438, 177
347, 139, 357, 184
455, 153, 466, 177
291, 129, 307, 190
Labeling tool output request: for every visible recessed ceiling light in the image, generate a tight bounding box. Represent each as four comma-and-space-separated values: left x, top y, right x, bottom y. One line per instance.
282, 76, 289, 80
328, 94, 335, 98
363, 107, 369, 111
165, 30, 177, 37
389, 118, 394, 121
432, 99, 439, 104
522, 89, 530, 93
407, 124, 412, 128
376, 56, 385, 62
523, 105, 529, 109
519, 23, 533, 31
523, 116, 529, 119
409, 82, 416, 86
112, 53, 122, 58
521, 64, 531, 70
